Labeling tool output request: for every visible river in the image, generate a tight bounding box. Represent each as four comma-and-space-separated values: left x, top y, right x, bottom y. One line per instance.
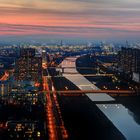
60, 56, 140, 140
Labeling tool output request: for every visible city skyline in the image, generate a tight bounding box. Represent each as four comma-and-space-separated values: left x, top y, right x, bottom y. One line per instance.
0, 1, 140, 139
0, 42, 140, 139
0, 0, 140, 41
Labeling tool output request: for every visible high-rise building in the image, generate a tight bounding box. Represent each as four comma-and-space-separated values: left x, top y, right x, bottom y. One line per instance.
42, 50, 47, 64
14, 48, 42, 82
0, 83, 11, 96
118, 48, 140, 83
20, 48, 35, 57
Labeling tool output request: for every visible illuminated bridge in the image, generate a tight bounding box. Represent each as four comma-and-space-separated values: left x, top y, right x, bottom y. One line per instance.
40, 89, 136, 97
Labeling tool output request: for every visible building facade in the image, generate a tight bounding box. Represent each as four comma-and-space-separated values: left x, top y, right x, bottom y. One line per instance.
14, 48, 42, 82
118, 48, 140, 83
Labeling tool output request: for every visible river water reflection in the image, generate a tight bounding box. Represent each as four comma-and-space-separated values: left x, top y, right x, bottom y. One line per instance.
97, 103, 140, 140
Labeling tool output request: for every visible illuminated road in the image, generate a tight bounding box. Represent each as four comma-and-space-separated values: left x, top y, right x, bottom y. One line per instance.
56, 89, 135, 97
43, 75, 58, 140
0, 71, 9, 81
42, 53, 68, 140
39, 90, 135, 97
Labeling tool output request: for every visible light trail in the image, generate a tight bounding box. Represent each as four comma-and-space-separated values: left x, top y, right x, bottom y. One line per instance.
43, 76, 58, 140
42, 54, 68, 140
50, 80, 68, 139
0, 71, 9, 81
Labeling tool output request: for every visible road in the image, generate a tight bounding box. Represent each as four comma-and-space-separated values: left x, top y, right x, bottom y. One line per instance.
0, 71, 9, 81
42, 57, 68, 140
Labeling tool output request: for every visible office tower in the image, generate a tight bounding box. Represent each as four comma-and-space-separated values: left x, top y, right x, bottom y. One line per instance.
14, 48, 42, 82
42, 49, 47, 64
118, 48, 140, 83
20, 48, 35, 57
0, 83, 11, 95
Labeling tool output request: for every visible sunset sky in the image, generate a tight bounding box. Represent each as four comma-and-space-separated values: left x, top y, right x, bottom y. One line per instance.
0, 0, 140, 41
